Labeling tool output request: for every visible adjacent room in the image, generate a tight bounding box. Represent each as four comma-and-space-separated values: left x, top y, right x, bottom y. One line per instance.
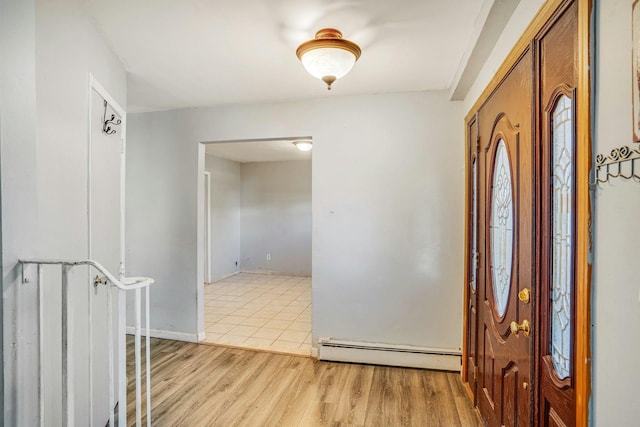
201, 139, 312, 355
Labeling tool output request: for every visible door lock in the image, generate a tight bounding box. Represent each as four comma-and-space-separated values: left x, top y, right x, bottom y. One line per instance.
510, 319, 531, 337
518, 288, 531, 303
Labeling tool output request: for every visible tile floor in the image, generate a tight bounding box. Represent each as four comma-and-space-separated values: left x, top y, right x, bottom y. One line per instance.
203, 272, 311, 356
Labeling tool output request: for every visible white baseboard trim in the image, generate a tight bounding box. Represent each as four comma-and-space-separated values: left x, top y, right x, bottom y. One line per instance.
310, 345, 319, 359
240, 269, 311, 278
197, 331, 206, 342
126, 327, 199, 343
318, 338, 461, 371
207, 271, 240, 284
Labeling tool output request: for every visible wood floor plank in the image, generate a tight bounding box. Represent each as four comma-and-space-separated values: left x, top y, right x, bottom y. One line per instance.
189, 351, 275, 425
165, 350, 265, 425
260, 357, 320, 426
333, 363, 375, 426
400, 368, 432, 427
297, 360, 342, 425
140, 348, 244, 425
446, 372, 483, 426
363, 365, 408, 426
211, 354, 302, 426
423, 369, 466, 426
126, 338, 482, 427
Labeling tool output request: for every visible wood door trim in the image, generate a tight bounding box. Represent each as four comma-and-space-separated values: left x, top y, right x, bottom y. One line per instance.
462, 114, 479, 401
466, 0, 576, 123
575, 0, 592, 425
462, 116, 472, 386
462, 0, 592, 424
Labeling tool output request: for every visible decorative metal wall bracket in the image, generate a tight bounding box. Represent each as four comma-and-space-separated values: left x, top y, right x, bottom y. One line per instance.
93, 275, 108, 287
102, 99, 122, 135
590, 145, 640, 185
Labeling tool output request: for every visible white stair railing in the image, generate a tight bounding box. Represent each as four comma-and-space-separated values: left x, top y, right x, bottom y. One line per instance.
19, 259, 154, 427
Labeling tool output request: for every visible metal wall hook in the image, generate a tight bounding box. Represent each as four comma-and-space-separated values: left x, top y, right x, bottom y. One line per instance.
102, 99, 122, 135
589, 144, 640, 186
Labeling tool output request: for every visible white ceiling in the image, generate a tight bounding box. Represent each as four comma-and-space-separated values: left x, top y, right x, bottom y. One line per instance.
86, 0, 492, 113
204, 139, 312, 163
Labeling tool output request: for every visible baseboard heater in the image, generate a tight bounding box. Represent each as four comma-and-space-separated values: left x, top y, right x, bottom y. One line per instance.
318, 337, 462, 371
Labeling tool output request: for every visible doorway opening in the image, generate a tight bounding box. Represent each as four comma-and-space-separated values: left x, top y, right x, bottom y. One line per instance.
203, 171, 211, 283
197, 137, 312, 356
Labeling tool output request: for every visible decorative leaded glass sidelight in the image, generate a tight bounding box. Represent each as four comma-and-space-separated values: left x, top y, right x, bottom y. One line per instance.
551, 95, 574, 380
471, 157, 478, 292
490, 140, 514, 318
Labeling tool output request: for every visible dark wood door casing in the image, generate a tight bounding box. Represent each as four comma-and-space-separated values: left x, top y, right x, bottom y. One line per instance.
465, 114, 480, 404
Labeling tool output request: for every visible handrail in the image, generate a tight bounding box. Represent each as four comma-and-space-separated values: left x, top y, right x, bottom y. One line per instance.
19, 258, 154, 290
19, 258, 153, 426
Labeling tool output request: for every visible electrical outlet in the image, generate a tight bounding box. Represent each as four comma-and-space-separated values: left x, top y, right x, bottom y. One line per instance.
266, 253, 271, 261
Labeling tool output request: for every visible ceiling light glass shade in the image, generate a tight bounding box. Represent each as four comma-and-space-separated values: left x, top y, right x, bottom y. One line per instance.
296, 29, 361, 90
300, 48, 356, 80
293, 140, 313, 151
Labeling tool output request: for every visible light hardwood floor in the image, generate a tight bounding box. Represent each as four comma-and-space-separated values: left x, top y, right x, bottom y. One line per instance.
127, 338, 481, 426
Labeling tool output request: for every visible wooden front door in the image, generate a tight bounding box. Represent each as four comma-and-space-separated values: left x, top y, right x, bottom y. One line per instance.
464, 0, 587, 426
475, 49, 535, 427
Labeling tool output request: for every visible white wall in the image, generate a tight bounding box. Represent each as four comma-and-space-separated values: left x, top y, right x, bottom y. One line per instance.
1, 0, 127, 424
463, 0, 545, 113
205, 154, 241, 281
35, 0, 127, 423
240, 160, 312, 275
127, 111, 201, 340
0, 1, 39, 423
127, 90, 465, 350
592, 0, 640, 424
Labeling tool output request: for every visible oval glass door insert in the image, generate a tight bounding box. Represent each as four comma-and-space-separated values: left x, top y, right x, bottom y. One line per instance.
490, 139, 514, 318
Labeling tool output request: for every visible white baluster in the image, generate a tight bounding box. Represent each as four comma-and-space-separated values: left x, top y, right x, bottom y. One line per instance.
61, 264, 74, 426
17, 259, 153, 426
88, 271, 94, 427
145, 286, 151, 426
118, 289, 127, 426
135, 288, 142, 426
37, 264, 44, 427
107, 283, 114, 427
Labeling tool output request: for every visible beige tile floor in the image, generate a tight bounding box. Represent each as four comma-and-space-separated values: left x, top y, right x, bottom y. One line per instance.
203, 272, 311, 356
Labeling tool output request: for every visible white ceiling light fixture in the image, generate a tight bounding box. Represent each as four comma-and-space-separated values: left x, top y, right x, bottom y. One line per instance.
293, 140, 313, 152
296, 28, 362, 90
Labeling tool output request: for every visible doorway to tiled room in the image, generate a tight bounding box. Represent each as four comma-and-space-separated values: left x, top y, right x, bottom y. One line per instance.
204, 273, 311, 355
200, 138, 312, 355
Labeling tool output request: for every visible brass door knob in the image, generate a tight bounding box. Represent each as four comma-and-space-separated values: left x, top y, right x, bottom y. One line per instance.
518, 288, 530, 303
510, 319, 531, 337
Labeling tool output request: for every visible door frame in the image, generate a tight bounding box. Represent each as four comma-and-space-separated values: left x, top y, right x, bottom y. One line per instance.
203, 171, 212, 283
87, 74, 127, 423
461, 0, 592, 425
88, 74, 127, 273
196, 136, 314, 342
